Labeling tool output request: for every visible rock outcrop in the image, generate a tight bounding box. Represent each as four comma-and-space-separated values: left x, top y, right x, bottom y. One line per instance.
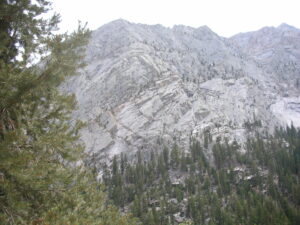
62, 20, 300, 161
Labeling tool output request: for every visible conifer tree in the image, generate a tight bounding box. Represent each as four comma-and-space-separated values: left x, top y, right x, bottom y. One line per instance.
0, 1, 137, 224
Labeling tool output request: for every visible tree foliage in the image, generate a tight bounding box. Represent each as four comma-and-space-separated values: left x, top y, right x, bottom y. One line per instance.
0, 1, 137, 224
103, 127, 300, 225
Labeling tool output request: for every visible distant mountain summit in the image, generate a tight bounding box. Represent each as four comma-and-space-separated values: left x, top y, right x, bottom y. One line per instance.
230, 23, 300, 82
63, 20, 300, 161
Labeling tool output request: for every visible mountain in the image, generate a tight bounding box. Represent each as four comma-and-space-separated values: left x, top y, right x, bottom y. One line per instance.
62, 20, 300, 162
230, 23, 300, 128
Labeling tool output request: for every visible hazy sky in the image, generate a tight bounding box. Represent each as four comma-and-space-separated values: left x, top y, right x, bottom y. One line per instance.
52, 0, 300, 37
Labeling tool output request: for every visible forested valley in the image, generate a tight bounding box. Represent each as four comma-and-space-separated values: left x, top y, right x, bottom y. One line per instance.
102, 126, 300, 225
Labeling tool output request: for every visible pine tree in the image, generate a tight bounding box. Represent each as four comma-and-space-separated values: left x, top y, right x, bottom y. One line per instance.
0, 1, 137, 224
170, 144, 180, 169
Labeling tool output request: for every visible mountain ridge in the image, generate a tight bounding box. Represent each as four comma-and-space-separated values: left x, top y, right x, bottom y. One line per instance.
63, 20, 300, 162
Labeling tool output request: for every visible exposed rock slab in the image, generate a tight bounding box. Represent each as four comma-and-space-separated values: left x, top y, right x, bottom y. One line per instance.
63, 20, 300, 161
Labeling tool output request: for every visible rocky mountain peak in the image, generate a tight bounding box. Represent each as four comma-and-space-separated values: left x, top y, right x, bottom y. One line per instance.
278, 23, 297, 31
63, 21, 300, 162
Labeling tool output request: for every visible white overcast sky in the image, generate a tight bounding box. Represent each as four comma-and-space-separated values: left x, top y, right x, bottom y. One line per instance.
52, 0, 300, 37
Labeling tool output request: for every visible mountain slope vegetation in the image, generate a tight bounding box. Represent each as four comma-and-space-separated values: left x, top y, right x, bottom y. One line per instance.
102, 126, 300, 225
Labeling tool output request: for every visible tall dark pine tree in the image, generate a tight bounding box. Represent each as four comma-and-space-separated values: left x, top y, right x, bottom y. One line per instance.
0, 1, 137, 224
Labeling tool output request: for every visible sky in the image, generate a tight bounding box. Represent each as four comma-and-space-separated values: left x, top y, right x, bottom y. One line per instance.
52, 0, 300, 37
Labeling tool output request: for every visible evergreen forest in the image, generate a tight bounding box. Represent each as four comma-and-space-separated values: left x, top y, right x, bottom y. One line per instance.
102, 126, 300, 225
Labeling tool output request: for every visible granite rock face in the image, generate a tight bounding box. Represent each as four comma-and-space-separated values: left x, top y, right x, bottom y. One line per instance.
230, 23, 300, 127
63, 20, 300, 161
